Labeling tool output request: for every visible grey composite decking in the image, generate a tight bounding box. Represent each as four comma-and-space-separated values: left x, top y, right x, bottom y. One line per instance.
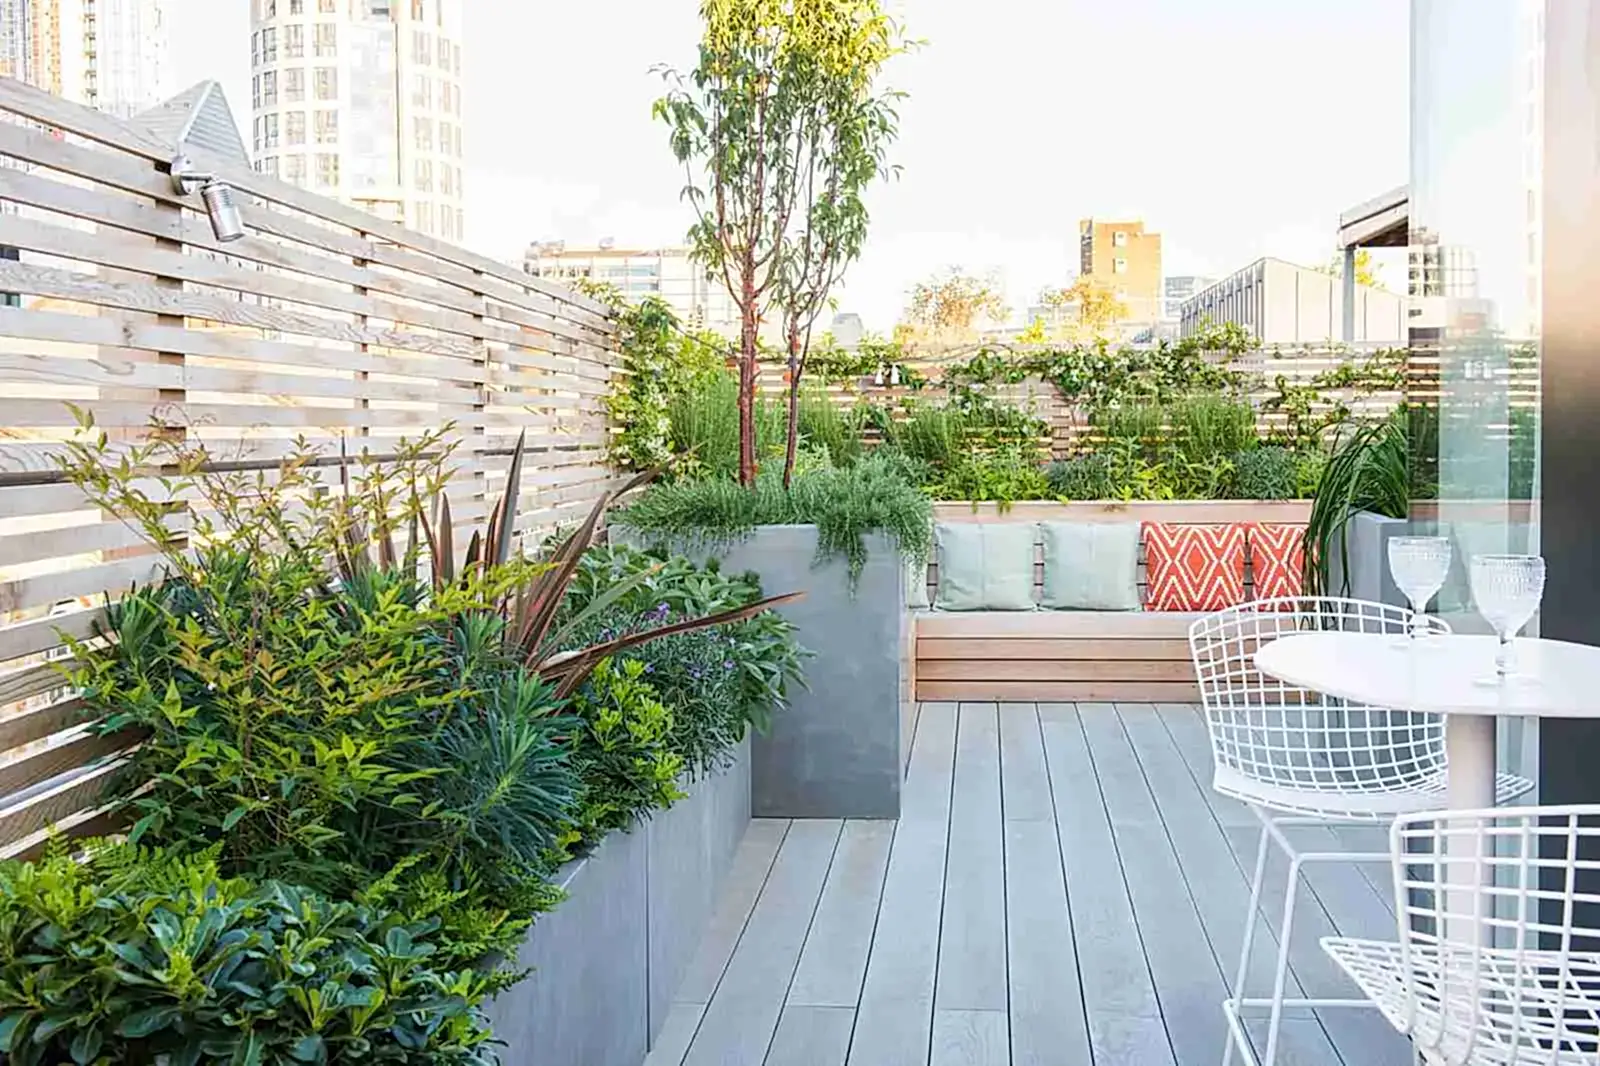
646, 703, 1413, 1066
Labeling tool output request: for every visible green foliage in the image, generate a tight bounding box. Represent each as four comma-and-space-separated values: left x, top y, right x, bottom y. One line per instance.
1232, 445, 1301, 501
1044, 453, 1115, 500
1303, 415, 1410, 596
562, 659, 685, 852
940, 323, 1254, 410
558, 544, 808, 776
887, 402, 969, 471
1168, 394, 1258, 461
797, 387, 866, 468
932, 443, 1050, 509
605, 296, 731, 472
654, 0, 912, 485
668, 367, 790, 480
56, 414, 801, 985
72, 553, 578, 976
0, 845, 495, 1065
1260, 346, 1406, 450
614, 452, 935, 582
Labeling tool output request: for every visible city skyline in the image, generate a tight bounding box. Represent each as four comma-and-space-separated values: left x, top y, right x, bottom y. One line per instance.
165, 0, 1409, 331
1, 0, 170, 116
248, 0, 465, 240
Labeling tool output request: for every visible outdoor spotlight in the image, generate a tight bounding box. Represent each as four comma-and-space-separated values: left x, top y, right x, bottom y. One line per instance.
169, 151, 245, 243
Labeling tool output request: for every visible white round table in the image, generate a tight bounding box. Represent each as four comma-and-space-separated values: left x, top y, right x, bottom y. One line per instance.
1254, 631, 1600, 812
1255, 631, 1600, 943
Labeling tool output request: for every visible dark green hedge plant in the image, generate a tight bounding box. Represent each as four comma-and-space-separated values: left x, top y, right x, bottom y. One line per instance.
0, 846, 495, 1066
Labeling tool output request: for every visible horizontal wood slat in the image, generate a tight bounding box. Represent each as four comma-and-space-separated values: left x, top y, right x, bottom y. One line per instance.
916, 680, 1200, 701
914, 611, 1202, 639
917, 659, 1191, 682
931, 501, 1314, 524
0, 81, 626, 850
916, 637, 1192, 661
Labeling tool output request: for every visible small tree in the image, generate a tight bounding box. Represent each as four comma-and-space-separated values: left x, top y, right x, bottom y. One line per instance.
1317, 248, 1383, 288
775, 1, 908, 487
1040, 277, 1128, 339
901, 267, 1009, 339
656, 0, 908, 488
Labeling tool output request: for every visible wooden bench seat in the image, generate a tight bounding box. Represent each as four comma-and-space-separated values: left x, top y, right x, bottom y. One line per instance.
913, 610, 1201, 702
911, 500, 1312, 703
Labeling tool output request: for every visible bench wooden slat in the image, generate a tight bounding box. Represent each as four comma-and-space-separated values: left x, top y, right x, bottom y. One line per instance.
917, 659, 1192, 682
916, 637, 1192, 661
917, 680, 1200, 701
914, 611, 1202, 639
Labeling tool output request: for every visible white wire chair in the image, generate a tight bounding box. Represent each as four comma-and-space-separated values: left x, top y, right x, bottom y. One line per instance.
1190, 596, 1535, 1066
1325, 805, 1600, 1066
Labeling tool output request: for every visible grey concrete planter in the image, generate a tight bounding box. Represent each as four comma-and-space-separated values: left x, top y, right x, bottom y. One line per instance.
484, 737, 751, 1066
618, 523, 907, 820
1328, 510, 1409, 607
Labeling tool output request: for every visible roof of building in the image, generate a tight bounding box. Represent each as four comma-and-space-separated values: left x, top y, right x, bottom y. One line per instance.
1337, 185, 1408, 249
133, 82, 249, 165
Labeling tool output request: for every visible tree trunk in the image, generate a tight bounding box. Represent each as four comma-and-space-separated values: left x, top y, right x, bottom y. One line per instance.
782, 320, 802, 489
738, 263, 759, 486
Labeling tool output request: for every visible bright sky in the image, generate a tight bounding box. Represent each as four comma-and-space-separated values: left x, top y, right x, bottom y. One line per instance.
167, 0, 1410, 332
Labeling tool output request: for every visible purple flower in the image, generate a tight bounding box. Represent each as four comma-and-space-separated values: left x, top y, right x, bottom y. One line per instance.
723, 660, 734, 670
644, 663, 654, 673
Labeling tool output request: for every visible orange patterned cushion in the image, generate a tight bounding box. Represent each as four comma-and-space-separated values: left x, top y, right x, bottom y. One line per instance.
1142, 522, 1247, 612
1248, 523, 1305, 602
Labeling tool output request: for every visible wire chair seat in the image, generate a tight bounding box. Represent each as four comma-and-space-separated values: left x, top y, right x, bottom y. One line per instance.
1323, 938, 1600, 1065
1323, 805, 1600, 1066
1191, 596, 1533, 822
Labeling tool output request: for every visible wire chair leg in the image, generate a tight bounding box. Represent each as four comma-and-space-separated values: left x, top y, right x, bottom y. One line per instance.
1261, 856, 1304, 1066
1222, 821, 1273, 1066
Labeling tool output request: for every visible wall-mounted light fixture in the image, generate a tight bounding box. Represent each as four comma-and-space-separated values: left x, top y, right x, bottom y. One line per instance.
170, 149, 245, 243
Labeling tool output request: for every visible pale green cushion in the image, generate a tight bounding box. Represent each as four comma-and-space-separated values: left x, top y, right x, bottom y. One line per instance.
934, 523, 1037, 611
1039, 522, 1142, 610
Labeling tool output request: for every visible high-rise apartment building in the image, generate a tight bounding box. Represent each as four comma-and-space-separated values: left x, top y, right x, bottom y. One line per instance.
524, 242, 742, 337
0, 0, 166, 115
1078, 218, 1163, 327
249, 0, 465, 240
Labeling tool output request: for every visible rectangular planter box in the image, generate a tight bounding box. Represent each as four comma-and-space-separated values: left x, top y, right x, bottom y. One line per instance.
484, 737, 751, 1066
618, 524, 907, 819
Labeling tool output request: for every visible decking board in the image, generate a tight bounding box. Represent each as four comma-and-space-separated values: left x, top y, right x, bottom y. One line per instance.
651, 703, 1412, 1066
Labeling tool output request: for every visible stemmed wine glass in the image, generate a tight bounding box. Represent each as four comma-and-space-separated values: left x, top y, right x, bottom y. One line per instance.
1388, 536, 1453, 646
1469, 554, 1546, 684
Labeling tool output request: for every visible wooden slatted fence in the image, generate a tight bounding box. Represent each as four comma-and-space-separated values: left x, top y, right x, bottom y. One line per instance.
0, 78, 623, 857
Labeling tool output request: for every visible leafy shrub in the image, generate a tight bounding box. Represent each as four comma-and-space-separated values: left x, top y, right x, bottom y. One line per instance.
614, 452, 935, 581
562, 659, 685, 851
560, 544, 808, 776
1045, 452, 1116, 500
667, 368, 788, 479
1232, 445, 1301, 500
1295, 448, 1328, 499
889, 402, 967, 472
933, 443, 1051, 506
0, 845, 495, 1065
604, 296, 729, 472
57, 420, 797, 980
797, 388, 865, 468
1168, 394, 1257, 463
74, 555, 579, 974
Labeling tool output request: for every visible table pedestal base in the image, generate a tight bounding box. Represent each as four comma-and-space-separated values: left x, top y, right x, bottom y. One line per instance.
1444, 715, 1498, 947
